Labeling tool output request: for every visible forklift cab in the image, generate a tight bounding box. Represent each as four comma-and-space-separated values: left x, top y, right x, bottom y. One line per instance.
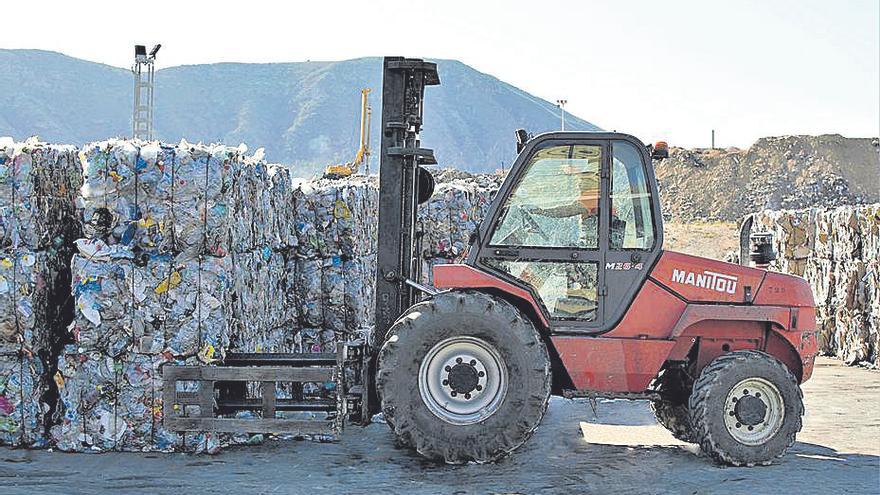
467, 132, 664, 333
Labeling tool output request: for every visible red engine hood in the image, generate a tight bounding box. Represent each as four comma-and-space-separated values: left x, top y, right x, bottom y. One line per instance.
650, 251, 812, 307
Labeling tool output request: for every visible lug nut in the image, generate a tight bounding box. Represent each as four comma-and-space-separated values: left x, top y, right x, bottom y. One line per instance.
442, 380, 448, 386
478, 371, 485, 377
470, 359, 476, 366
729, 411, 735, 416
445, 365, 451, 372
755, 392, 761, 398
736, 422, 742, 428
748, 426, 754, 431
451, 391, 457, 397
743, 389, 749, 395
732, 397, 738, 403
476, 385, 483, 391
456, 357, 463, 364
464, 393, 471, 400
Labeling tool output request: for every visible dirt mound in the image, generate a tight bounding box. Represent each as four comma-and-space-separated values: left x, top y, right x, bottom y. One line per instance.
655, 134, 879, 222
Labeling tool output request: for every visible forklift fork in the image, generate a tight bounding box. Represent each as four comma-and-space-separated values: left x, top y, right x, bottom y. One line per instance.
162, 349, 348, 437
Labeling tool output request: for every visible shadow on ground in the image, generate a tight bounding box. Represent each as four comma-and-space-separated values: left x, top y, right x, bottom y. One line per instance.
2, 396, 877, 495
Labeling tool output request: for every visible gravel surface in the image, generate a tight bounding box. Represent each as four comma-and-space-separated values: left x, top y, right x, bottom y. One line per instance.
1, 358, 877, 495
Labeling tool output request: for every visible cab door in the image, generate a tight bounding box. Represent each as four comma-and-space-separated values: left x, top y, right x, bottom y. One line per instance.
470, 133, 663, 334
602, 139, 664, 327
473, 138, 609, 332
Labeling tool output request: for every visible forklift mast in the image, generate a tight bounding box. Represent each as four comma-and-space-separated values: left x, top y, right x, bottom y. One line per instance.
374, 57, 440, 345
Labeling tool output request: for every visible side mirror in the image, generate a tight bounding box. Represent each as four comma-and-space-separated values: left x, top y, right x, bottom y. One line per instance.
515, 129, 529, 154
749, 232, 776, 267
417, 167, 435, 205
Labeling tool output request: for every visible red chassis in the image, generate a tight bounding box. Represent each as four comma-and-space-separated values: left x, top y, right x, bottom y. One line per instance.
433, 250, 819, 395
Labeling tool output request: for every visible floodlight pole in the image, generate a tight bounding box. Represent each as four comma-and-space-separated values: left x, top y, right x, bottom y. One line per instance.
556, 99, 568, 131
132, 44, 160, 140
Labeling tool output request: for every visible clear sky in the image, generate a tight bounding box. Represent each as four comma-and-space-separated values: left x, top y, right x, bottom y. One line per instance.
2, 0, 878, 148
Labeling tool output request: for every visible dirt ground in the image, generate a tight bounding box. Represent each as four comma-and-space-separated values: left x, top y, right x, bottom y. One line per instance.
663, 221, 739, 261
1, 358, 877, 495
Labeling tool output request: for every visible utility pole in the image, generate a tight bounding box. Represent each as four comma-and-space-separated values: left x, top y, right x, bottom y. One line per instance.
711, 129, 715, 149
556, 99, 567, 131
132, 44, 161, 140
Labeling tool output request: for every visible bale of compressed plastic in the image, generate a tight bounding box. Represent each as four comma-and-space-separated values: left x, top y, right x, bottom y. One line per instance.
421, 182, 477, 259
0, 353, 46, 447
57, 247, 232, 452
0, 138, 81, 251
51, 161, 511, 451
78, 139, 245, 258
291, 177, 378, 260
0, 250, 46, 354
0, 139, 81, 447
343, 254, 376, 331
293, 258, 323, 328
226, 248, 291, 350
227, 158, 270, 254
51, 346, 221, 453
322, 256, 345, 333
68, 252, 230, 361
267, 165, 296, 251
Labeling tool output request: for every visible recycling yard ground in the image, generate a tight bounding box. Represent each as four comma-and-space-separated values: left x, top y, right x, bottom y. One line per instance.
2, 357, 877, 495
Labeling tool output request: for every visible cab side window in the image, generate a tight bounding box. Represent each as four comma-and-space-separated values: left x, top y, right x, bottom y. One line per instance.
485, 260, 598, 321
611, 141, 655, 250
489, 144, 602, 249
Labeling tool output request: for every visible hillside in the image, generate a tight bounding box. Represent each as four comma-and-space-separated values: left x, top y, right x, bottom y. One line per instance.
655, 134, 880, 222
0, 50, 599, 175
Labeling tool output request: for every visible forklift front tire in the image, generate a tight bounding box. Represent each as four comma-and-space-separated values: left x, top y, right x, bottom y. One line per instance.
689, 350, 803, 466
377, 290, 551, 464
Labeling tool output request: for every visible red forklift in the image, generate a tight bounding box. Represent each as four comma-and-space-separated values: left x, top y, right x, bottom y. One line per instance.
163, 57, 819, 467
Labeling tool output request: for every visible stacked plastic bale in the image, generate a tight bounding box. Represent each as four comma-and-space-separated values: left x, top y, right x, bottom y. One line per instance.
418, 174, 502, 283
753, 204, 880, 366
216, 174, 378, 402
53, 140, 242, 452
224, 158, 300, 357
286, 176, 378, 353
0, 138, 81, 447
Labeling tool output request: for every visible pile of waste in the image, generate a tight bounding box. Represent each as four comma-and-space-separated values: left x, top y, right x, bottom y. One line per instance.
50, 140, 381, 452
657, 135, 879, 222
754, 204, 880, 366
0, 138, 81, 447
0, 140, 490, 453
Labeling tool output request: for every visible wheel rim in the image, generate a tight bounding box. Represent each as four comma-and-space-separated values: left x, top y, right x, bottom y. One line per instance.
418, 336, 508, 425
723, 377, 785, 446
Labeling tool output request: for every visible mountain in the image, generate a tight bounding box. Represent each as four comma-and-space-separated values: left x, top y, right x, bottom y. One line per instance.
0, 50, 600, 175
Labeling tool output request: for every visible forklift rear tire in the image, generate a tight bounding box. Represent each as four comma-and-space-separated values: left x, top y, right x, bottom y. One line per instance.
377, 290, 551, 464
689, 350, 803, 466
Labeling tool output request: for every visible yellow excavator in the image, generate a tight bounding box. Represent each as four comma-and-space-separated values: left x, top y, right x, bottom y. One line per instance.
324, 88, 372, 179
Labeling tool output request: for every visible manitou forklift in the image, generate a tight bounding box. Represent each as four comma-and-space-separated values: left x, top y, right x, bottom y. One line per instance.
163, 57, 818, 467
